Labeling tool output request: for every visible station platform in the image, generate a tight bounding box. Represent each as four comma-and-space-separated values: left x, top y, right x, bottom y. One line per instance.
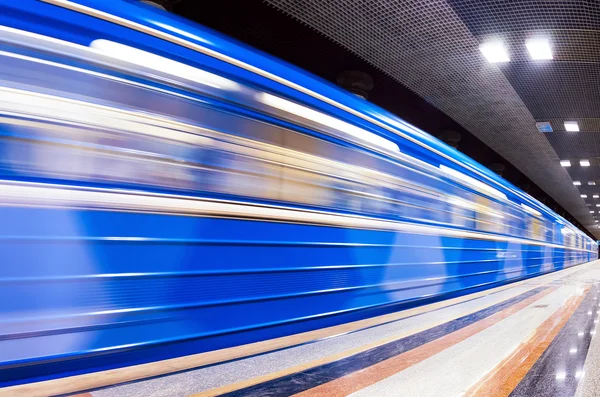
6, 260, 600, 397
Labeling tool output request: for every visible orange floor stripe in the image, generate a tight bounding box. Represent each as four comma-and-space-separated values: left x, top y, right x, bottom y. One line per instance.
292, 286, 560, 397
464, 289, 588, 397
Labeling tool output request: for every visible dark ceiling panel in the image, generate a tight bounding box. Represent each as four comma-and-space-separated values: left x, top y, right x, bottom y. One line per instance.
446, 0, 600, 35
502, 62, 600, 119
545, 131, 600, 158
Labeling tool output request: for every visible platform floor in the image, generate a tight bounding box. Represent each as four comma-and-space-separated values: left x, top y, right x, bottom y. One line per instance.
6, 260, 600, 397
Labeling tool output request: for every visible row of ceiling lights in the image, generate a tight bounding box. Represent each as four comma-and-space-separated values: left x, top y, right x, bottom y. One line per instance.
478, 38, 596, 228
588, 200, 600, 224
566, 158, 595, 190
589, 204, 600, 224
581, 197, 600, 222
480, 38, 553, 63
562, 159, 590, 167
536, 121, 578, 133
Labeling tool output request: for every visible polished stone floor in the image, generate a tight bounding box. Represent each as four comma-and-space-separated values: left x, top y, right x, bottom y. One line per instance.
7, 261, 600, 397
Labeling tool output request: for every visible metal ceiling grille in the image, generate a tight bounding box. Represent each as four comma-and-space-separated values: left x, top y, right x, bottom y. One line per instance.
264, 0, 599, 235
446, 0, 600, 35
546, 131, 600, 159
504, 63, 600, 119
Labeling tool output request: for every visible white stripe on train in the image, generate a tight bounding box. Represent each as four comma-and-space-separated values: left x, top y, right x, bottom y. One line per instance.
0, 179, 594, 253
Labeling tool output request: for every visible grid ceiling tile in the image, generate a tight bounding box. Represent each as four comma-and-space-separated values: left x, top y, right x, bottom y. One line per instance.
545, 131, 600, 158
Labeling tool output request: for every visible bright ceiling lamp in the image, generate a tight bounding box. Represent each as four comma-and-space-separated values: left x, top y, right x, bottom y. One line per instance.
591, 211, 595, 213
525, 38, 553, 60
573, 181, 581, 186
479, 41, 510, 63
560, 160, 571, 167
582, 194, 588, 198
589, 181, 596, 185
594, 195, 599, 199
565, 121, 579, 132
581, 159, 591, 167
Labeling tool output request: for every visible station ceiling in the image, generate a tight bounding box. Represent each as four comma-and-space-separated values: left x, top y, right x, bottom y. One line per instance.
253, 0, 599, 237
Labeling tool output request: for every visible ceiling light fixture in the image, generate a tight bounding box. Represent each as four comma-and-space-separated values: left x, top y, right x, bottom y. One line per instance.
479, 41, 510, 63
560, 160, 571, 167
574, 181, 581, 185
590, 181, 596, 185
525, 38, 553, 60
581, 159, 591, 167
594, 195, 599, 199
565, 121, 580, 132
582, 194, 588, 198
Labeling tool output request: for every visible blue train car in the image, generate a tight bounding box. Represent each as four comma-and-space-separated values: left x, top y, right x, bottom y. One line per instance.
0, 0, 596, 387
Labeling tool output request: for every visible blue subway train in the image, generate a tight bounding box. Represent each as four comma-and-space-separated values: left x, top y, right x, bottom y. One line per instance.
0, 0, 596, 387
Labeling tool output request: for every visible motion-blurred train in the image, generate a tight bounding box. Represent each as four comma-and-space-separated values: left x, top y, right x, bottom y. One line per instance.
0, 0, 597, 387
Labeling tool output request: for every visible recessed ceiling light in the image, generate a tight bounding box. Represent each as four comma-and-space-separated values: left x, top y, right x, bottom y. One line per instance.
525, 38, 553, 60
582, 194, 588, 198
479, 41, 510, 63
565, 121, 579, 132
589, 181, 596, 185
574, 181, 581, 185
594, 195, 599, 199
581, 159, 591, 167
560, 160, 571, 167
591, 211, 595, 213
596, 204, 600, 207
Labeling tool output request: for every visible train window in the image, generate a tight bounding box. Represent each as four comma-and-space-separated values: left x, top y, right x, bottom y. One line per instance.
91, 39, 242, 92
257, 92, 399, 153
439, 165, 507, 201
529, 218, 543, 240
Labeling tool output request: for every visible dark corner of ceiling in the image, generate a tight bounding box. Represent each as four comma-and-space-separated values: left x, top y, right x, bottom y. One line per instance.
170, 0, 594, 237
